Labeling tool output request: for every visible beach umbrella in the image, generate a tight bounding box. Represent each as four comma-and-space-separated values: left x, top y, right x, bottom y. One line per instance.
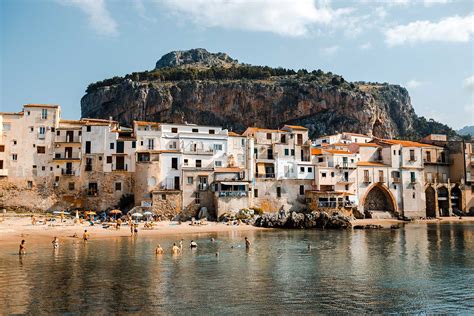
131, 213, 143, 217
143, 211, 153, 215
110, 209, 122, 214
85, 211, 96, 215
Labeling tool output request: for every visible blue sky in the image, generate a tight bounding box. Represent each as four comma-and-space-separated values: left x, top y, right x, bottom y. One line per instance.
1, 0, 473, 129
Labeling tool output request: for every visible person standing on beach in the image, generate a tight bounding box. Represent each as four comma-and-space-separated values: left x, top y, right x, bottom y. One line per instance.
19, 240, 26, 255
245, 237, 251, 249
130, 222, 134, 236
31, 215, 36, 226
83, 230, 89, 242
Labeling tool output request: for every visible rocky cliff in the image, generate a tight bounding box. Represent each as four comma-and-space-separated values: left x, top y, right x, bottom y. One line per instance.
81, 49, 456, 139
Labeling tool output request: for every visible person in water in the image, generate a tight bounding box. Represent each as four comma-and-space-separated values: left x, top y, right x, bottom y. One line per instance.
83, 229, 89, 242
19, 240, 26, 255
179, 239, 184, 251
245, 237, 251, 249
155, 244, 164, 255
190, 240, 198, 249
172, 243, 180, 254
52, 237, 59, 249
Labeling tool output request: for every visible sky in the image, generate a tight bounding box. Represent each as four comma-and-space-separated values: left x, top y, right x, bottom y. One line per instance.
1, 0, 473, 129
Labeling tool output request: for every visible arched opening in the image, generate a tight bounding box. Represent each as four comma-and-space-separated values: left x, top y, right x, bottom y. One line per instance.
451, 186, 462, 213
437, 186, 449, 216
363, 185, 396, 218
425, 186, 436, 218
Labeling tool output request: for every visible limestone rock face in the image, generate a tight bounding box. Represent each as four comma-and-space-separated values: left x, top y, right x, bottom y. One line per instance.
81, 49, 456, 139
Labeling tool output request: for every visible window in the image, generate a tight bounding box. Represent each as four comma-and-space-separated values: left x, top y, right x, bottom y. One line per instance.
318, 157, 324, 163
116, 141, 124, 153
41, 166, 45, 171
27, 181, 33, 189
33, 144, 36, 148
426, 151, 431, 162
276, 187, 281, 198
393, 150, 396, 155
0, 145, 4, 152
213, 144, 223, 151
297, 134, 303, 145
50, 167, 53, 171
88, 183, 98, 196
26, 111, 30, 116
171, 127, 178, 133
85, 141, 91, 154
196, 160, 202, 168
345, 184, 349, 190
169, 141, 177, 149
187, 177, 193, 184
56, 130, 61, 136
413, 192, 416, 199
147, 139, 154, 150
215, 161, 222, 167
254, 189, 258, 198
33, 165, 37, 169
68, 182, 75, 190
184, 159, 188, 166
364, 170, 370, 182
115, 182, 122, 191
30, 127, 34, 132
321, 172, 326, 178
86, 126, 91, 132
37, 146, 45, 154
0, 160, 3, 169
209, 129, 215, 134
409, 149, 415, 161
172, 157, 178, 169
107, 156, 112, 164
266, 133, 272, 140
41, 109, 48, 119
12, 154, 17, 161
39, 126, 46, 135
285, 149, 289, 156
291, 149, 295, 156
195, 192, 200, 204
281, 134, 286, 143
410, 172, 416, 183
132, 141, 136, 148
300, 167, 305, 172
55, 176, 59, 181
398, 150, 401, 155
299, 185, 304, 195
51, 127, 55, 132
331, 172, 335, 177
192, 128, 198, 133
308, 167, 312, 172
241, 139, 245, 147
161, 194, 167, 200
110, 143, 114, 150
13, 140, 17, 145
379, 170, 384, 182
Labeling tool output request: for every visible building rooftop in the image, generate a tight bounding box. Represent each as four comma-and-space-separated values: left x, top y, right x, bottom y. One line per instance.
376, 139, 440, 148
357, 161, 389, 167
282, 125, 308, 131
242, 127, 284, 135
24, 104, 60, 109
134, 120, 160, 126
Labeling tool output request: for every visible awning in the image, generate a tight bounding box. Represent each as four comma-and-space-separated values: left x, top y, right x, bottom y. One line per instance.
257, 163, 266, 174
220, 182, 249, 186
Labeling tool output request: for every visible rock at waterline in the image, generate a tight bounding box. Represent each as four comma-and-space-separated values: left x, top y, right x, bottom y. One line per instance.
253, 210, 352, 229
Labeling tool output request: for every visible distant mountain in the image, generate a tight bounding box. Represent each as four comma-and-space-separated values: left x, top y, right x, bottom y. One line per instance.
81, 48, 458, 139
458, 125, 474, 136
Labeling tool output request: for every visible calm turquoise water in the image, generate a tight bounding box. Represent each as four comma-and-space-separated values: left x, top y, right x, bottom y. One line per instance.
1, 223, 473, 314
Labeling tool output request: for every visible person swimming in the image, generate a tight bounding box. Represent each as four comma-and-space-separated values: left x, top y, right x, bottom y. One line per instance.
190, 240, 198, 249
172, 243, 180, 254
19, 240, 26, 255
179, 239, 184, 251
307, 243, 312, 252
52, 237, 59, 249
155, 244, 164, 255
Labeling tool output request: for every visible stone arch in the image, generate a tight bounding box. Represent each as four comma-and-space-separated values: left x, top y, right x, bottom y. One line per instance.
425, 186, 436, 218
437, 186, 449, 216
450, 186, 462, 212
361, 183, 398, 217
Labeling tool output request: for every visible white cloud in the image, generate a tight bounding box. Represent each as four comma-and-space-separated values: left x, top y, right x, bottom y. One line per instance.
423, 0, 451, 7
157, 0, 352, 37
359, 42, 372, 50
406, 80, 423, 89
377, 0, 451, 6
60, 0, 118, 36
385, 14, 474, 46
320, 45, 339, 56
464, 75, 474, 92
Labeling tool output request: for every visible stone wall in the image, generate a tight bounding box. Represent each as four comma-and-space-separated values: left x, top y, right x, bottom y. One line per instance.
151, 190, 182, 219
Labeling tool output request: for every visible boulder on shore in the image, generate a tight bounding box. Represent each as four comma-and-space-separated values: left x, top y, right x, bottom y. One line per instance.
254, 210, 352, 230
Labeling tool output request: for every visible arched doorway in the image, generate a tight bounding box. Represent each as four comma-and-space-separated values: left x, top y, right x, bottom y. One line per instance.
425, 186, 436, 218
451, 186, 462, 213
437, 186, 449, 216
363, 184, 396, 218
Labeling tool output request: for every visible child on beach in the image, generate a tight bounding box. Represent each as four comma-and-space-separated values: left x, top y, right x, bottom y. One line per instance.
19, 240, 26, 255
52, 237, 59, 249
83, 230, 89, 242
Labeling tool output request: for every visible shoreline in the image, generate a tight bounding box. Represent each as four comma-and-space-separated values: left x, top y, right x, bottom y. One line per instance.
1, 215, 473, 247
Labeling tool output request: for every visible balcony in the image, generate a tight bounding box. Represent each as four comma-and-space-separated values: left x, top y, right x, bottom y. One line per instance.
198, 183, 208, 191
424, 158, 449, 165
112, 164, 128, 172
408, 156, 417, 162
218, 191, 248, 197
392, 177, 400, 183
337, 177, 355, 184
255, 173, 275, 179
183, 148, 214, 155
61, 168, 76, 176
55, 136, 81, 144
53, 153, 81, 160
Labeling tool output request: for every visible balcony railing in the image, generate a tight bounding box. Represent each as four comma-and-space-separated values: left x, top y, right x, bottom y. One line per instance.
54, 153, 81, 160
255, 173, 275, 179
61, 168, 75, 176
392, 177, 400, 183
218, 191, 248, 197
337, 177, 355, 183
183, 148, 214, 155
55, 136, 81, 143
112, 164, 128, 172
198, 183, 208, 191
318, 201, 355, 208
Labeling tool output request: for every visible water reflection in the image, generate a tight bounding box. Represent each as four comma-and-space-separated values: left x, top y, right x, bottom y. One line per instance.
0, 223, 473, 314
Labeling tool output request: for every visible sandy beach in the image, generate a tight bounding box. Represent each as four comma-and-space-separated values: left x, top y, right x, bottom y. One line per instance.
1, 214, 473, 247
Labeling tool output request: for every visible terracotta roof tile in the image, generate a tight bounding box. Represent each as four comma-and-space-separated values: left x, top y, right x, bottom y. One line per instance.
357, 161, 389, 167
283, 125, 308, 131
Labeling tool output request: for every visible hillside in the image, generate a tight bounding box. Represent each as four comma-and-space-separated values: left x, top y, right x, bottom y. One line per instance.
81, 48, 457, 139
